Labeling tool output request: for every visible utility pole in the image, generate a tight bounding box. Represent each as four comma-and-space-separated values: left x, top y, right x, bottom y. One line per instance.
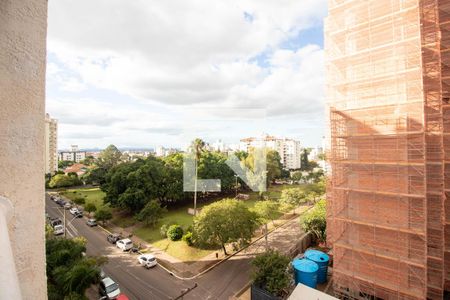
193, 157, 198, 216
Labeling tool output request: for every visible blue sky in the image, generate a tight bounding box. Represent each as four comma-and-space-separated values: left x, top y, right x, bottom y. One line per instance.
46, 0, 327, 150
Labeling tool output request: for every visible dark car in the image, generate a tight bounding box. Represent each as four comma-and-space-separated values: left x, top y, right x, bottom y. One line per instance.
86, 218, 97, 227
107, 233, 122, 244
49, 218, 62, 228
56, 199, 66, 206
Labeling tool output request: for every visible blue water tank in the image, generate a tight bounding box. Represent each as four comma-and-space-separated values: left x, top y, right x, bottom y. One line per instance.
304, 250, 330, 284
292, 258, 319, 288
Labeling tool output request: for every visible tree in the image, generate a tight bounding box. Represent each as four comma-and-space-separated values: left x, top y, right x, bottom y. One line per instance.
95, 207, 112, 225
253, 200, 280, 250
80, 155, 95, 166
46, 238, 105, 299
84, 203, 97, 216
300, 199, 327, 244
97, 145, 122, 170
49, 174, 82, 188
193, 199, 260, 255
291, 171, 304, 183
58, 160, 74, 170
136, 200, 167, 226
300, 148, 311, 171
279, 188, 306, 213
251, 249, 290, 297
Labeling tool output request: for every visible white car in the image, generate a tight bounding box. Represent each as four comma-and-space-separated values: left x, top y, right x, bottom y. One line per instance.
99, 277, 120, 299
53, 224, 64, 235
137, 254, 157, 268
116, 238, 133, 251
69, 207, 80, 215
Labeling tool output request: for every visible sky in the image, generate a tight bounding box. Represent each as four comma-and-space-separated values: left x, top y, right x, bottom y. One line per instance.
46, 0, 328, 150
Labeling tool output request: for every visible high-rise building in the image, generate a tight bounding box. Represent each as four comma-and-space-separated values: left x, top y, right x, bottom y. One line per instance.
240, 134, 301, 169
326, 1, 449, 299
44, 113, 58, 174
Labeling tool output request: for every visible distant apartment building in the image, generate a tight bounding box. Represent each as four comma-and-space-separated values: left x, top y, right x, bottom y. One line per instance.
155, 146, 178, 157
58, 145, 86, 163
44, 113, 58, 174
240, 134, 301, 169
326, 1, 450, 299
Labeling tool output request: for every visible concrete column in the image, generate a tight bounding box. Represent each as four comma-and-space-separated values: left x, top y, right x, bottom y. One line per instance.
0, 1, 48, 299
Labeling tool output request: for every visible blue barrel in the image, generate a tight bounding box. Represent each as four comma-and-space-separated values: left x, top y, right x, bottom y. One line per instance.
304, 250, 329, 284
292, 258, 319, 288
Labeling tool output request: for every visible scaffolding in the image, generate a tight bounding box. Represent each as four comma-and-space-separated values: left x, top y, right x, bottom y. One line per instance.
325, 0, 450, 299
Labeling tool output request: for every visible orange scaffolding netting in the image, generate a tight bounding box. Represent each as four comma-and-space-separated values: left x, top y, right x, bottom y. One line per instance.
325, 0, 450, 299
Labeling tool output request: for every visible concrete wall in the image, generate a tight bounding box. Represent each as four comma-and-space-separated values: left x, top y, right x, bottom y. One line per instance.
0, 1, 48, 299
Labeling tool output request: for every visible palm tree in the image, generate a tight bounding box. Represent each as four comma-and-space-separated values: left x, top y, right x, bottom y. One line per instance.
191, 138, 205, 216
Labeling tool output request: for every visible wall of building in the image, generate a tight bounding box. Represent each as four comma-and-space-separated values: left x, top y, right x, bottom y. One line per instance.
0, 0, 48, 299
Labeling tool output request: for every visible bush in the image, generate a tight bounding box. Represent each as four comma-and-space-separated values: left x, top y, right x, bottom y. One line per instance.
251, 249, 290, 296
182, 231, 193, 246
73, 197, 85, 205
300, 199, 326, 243
160, 224, 170, 238
167, 224, 183, 241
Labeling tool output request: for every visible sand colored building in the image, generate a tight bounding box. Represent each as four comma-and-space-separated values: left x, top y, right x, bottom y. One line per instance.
326, 0, 450, 299
45, 113, 58, 174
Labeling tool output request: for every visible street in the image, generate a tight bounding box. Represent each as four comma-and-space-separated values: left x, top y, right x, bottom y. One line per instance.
45, 194, 251, 300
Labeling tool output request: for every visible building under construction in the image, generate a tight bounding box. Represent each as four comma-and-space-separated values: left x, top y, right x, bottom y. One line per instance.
325, 0, 450, 299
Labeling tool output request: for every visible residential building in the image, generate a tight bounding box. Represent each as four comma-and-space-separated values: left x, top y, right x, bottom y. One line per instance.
240, 134, 301, 169
326, 0, 450, 299
44, 113, 58, 174
58, 145, 86, 163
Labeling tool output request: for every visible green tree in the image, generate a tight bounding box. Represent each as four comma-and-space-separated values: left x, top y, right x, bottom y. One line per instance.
193, 199, 260, 255
84, 203, 97, 216
291, 171, 304, 183
49, 174, 82, 188
251, 249, 290, 296
80, 155, 95, 166
46, 238, 105, 299
95, 207, 113, 225
300, 199, 327, 244
253, 200, 280, 250
279, 188, 306, 213
58, 160, 74, 170
136, 200, 167, 226
97, 144, 122, 170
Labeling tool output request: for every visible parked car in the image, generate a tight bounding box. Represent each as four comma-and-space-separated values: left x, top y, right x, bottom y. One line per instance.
137, 254, 157, 269
86, 218, 97, 227
49, 218, 62, 228
107, 233, 122, 244
64, 202, 72, 210
53, 224, 64, 235
99, 277, 121, 300
56, 199, 66, 206
116, 238, 133, 251
69, 207, 80, 215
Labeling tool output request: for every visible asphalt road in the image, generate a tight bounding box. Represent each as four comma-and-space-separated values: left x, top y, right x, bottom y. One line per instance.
45, 194, 251, 300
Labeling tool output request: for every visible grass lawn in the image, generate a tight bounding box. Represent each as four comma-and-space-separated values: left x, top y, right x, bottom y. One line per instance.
60, 188, 106, 209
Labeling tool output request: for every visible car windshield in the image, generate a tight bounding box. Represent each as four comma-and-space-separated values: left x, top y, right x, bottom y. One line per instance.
148, 257, 155, 262
126, 241, 132, 245
106, 282, 119, 293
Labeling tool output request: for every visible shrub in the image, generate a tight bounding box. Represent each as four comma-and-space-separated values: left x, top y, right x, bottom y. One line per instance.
300, 199, 326, 243
251, 249, 290, 296
182, 231, 193, 246
160, 224, 170, 238
167, 224, 183, 241
73, 197, 85, 205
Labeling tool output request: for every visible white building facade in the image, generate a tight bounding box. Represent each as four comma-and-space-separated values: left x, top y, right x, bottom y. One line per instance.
58, 145, 87, 163
240, 134, 302, 170
44, 113, 58, 174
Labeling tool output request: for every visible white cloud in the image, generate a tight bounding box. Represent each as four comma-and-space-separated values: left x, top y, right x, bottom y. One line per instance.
46, 0, 327, 147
